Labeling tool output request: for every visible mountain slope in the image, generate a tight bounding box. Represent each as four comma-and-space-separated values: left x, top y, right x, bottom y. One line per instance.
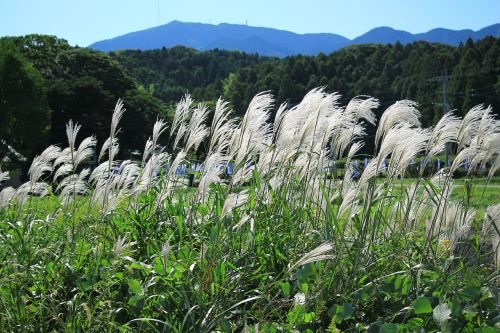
89, 21, 500, 56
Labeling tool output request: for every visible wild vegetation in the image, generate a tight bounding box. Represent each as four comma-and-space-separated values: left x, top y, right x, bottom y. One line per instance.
0, 88, 498, 332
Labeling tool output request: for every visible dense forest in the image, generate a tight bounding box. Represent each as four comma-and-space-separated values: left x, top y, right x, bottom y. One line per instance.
111, 37, 500, 125
1, 34, 499, 171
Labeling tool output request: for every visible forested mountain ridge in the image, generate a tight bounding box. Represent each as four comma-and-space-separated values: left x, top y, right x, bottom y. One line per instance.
90, 20, 500, 57
110, 37, 500, 127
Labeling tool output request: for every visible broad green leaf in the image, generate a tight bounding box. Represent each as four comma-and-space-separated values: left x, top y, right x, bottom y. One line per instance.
461, 286, 481, 299
379, 323, 398, 333
303, 312, 315, 323
474, 327, 498, 333
128, 279, 142, 294
413, 296, 432, 314
406, 317, 424, 329
328, 303, 354, 324
280, 281, 291, 297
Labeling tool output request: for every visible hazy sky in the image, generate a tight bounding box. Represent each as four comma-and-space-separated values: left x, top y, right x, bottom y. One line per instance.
1, 0, 499, 46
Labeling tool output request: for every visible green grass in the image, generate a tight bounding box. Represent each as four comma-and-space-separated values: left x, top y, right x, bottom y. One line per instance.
0, 174, 498, 332
1, 92, 499, 332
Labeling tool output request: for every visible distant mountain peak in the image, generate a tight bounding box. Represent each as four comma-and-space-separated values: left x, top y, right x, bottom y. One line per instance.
89, 21, 500, 56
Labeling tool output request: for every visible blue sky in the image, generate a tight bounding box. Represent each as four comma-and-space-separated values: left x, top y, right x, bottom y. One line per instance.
0, 0, 499, 46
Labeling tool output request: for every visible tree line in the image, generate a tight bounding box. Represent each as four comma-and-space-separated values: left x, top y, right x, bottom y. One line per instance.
0, 34, 498, 171
111, 37, 499, 126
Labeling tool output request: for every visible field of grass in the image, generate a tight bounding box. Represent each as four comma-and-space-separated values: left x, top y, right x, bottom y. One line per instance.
0, 91, 499, 332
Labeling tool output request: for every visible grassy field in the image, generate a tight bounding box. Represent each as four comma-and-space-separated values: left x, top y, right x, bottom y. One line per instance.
0, 92, 499, 332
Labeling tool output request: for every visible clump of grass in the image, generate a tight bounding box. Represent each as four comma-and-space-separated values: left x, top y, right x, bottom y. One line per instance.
0, 88, 499, 332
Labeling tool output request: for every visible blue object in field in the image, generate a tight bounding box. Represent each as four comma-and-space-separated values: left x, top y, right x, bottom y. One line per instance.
429, 159, 432, 168
420, 160, 424, 170
227, 162, 233, 175
464, 158, 468, 171
352, 170, 361, 180
354, 160, 359, 167
437, 159, 441, 170
364, 158, 368, 167
181, 164, 186, 175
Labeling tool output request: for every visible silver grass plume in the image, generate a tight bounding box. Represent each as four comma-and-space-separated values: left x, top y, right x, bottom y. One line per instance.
172, 123, 187, 152
208, 98, 237, 155
111, 99, 125, 139
167, 150, 187, 182
160, 150, 186, 199
0, 170, 9, 184
425, 112, 461, 160
99, 137, 119, 162
489, 155, 500, 179
53, 147, 72, 169
141, 139, 154, 167
152, 118, 168, 148
375, 100, 421, 147
231, 160, 254, 186
115, 160, 140, 190
387, 127, 430, 178
288, 242, 334, 272
358, 158, 380, 188
468, 109, 500, 171
457, 104, 486, 149
185, 104, 210, 153
89, 160, 117, 183
337, 182, 359, 220
347, 141, 364, 160
134, 152, 170, 194
232, 214, 252, 231
66, 120, 82, 154
99, 99, 126, 163
197, 152, 228, 202
28, 156, 53, 184
74, 136, 97, 169
344, 96, 379, 126
483, 204, 500, 238
232, 92, 274, 166
39, 145, 61, 164
0, 187, 15, 209
428, 201, 475, 248
221, 190, 249, 219
15, 182, 49, 205
483, 205, 500, 271
59, 169, 90, 206
113, 235, 136, 260
53, 164, 74, 182
170, 93, 193, 137
272, 102, 288, 138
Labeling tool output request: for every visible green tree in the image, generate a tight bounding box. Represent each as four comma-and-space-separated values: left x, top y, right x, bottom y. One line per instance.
0, 40, 50, 167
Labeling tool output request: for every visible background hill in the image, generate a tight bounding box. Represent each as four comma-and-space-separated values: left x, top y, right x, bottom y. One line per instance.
89, 21, 500, 56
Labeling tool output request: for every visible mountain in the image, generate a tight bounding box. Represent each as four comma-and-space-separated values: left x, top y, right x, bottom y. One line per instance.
89, 21, 500, 57
352, 26, 416, 44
